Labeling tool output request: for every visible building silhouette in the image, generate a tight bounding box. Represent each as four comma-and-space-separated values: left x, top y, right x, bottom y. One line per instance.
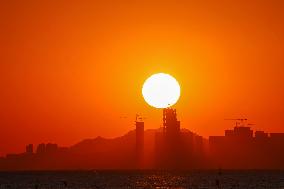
135, 118, 144, 168
209, 126, 284, 169
225, 126, 253, 138
36, 143, 46, 154
163, 108, 180, 134
1, 113, 284, 170
25, 144, 33, 154
155, 108, 205, 169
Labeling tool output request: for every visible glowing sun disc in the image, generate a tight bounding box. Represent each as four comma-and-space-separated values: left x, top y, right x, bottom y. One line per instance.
142, 73, 180, 108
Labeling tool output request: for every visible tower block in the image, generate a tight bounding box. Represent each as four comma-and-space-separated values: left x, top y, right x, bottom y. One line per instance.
163, 108, 180, 135
135, 119, 144, 168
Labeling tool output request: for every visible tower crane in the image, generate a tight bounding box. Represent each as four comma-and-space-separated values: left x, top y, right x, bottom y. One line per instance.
120, 114, 146, 122
224, 118, 248, 127
135, 114, 146, 122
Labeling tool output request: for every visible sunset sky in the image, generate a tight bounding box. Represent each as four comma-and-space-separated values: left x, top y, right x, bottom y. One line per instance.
0, 0, 284, 155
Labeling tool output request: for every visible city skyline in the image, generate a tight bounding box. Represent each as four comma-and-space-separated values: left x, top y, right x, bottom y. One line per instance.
1, 1, 284, 188
2, 112, 281, 157
1, 108, 284, 170
1, 0, 284, 156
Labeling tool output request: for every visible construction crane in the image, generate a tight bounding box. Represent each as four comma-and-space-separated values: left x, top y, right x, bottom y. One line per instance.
120, 114, 146, 122
135, 114, 146, 122
224, 118, 248, 127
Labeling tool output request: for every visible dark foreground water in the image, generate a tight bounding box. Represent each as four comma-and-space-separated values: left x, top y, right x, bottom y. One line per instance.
0, 170, 284, 189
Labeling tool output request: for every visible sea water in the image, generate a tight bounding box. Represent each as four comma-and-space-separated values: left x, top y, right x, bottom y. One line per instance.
0, 170, 283, 189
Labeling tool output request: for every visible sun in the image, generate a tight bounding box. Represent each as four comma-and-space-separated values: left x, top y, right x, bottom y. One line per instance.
142, 73, 180, 108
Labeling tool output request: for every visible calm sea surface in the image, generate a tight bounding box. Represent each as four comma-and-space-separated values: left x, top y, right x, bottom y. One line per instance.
0, 170, 283, 189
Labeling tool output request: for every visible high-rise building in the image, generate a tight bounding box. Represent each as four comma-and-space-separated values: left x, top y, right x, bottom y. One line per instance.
135, 120, 144, 167
25, 144, 33, 154
163, 108, 180, 135
209, 126, 284, 169
233, 126, 253, 138
225, 126, 253, 138
156, 108, 183, 168
36, 143, 46, 154
136, 121, 144, 152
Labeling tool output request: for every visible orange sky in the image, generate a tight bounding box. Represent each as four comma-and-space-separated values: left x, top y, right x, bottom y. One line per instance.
0, 0, 284, 156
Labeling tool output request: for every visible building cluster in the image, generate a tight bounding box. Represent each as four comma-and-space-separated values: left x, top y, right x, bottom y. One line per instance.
1, 109, 284, 170
135, 110, 284, 169
209, 126, 284, 168
0, 143, 69, 170
135, 108, 205, 169
6, 143, 59, 159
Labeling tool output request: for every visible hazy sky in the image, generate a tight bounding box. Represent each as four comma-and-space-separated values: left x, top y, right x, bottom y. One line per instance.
0, 0, 284, 155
